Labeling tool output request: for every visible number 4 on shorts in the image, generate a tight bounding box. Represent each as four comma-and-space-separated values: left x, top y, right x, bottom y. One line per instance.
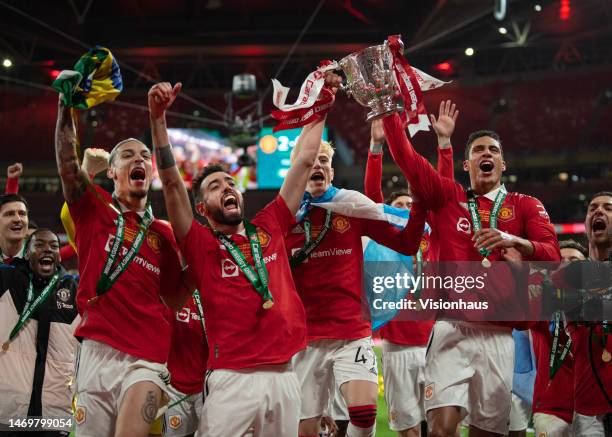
354, 346, 368, 364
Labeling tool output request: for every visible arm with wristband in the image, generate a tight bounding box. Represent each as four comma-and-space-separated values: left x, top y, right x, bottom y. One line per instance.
148, 81, 196, 310
5, 163, 22, 194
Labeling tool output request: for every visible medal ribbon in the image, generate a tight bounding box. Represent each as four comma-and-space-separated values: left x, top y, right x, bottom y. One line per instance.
95, 197, 154, 296
192, 290, 207, 337
413, 248, 424, 299
466, 187, 508, 258
600, 320, 610, 362
216, 221, 273, 307
290, 209, 332, 268
4, 272, 60, 347
549, 311, 572, 380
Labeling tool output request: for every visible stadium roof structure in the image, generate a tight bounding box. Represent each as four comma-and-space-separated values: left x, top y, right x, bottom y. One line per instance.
1, 0, 611, 93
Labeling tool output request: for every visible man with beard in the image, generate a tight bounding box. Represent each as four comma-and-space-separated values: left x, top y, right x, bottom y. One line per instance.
0, 194, 29, 264
566, 192, 612, 436
148, 76, 340, 436
0, 229, 79, 436
381, 103, 560, 437
285, 124, 426, 436
54, 99, 188, 437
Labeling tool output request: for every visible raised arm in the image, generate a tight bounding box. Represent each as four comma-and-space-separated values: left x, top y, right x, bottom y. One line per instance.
437, 147, 454, 180
280, 118, 326, 215
280, 72, 342, 215
364, 120, 385, 203
55, 100, 89, 203
382, 112, 456, 211
430, 100, 458, 180
5, 163, 22, 194
148, 82, 193, 241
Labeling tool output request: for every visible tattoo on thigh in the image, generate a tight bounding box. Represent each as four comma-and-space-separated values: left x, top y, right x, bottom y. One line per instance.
141, 390, 158, 424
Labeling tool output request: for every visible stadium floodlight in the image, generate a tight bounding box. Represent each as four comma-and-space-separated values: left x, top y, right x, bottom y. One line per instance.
2, 58, 13, 68
465, 47, 475, 56
498, 27, 508, 35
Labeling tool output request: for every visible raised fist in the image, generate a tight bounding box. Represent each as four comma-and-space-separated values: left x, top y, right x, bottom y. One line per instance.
148, 82, 182, 120
82, 148, 110, 176
7, 163, 23, 179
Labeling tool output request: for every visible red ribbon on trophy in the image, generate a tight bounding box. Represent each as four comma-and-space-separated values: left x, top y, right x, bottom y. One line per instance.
387, 35, 432, 137
270, 60, 338, 132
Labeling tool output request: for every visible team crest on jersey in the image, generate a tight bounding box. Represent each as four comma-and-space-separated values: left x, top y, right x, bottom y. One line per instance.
56, 288, 73, 310
221, 258, 239, 278
497, 206, 514, 222
146, 232, 161, 253
169, 415, 182, 429
75, 406, 86, 424
332, 216, 350, 233
424, 383, 434, 401
257, 229, 271, 248
456, 217, 471, 234
57, 288, 71, 302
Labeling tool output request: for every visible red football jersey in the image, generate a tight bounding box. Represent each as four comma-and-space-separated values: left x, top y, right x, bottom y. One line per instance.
383, 113, 560, 327
285, 205, 424, 342
568, 324, 612, 416
531, 322, 574, 423
167, 294, 208, 395
180, 196, 307, 370
69, 185, 182, 363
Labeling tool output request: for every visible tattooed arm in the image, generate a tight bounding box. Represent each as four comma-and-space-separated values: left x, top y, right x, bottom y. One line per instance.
55, 99, 89, 203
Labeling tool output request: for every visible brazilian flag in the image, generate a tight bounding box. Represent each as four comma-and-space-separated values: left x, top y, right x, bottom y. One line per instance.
52, 46, 123, 108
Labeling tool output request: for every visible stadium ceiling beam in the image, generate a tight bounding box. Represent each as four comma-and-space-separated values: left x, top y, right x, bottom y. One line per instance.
66, 0, 93, 25
113, 43, 370, 61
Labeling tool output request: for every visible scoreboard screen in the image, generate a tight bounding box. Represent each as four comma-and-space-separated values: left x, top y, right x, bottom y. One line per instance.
256, 126, 329, 189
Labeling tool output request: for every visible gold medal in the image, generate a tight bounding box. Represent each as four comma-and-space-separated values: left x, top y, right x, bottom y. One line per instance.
602, 349, 611, 363
262, 299, 274, 310
2, 341, 9, 352
481, 257, 491, 268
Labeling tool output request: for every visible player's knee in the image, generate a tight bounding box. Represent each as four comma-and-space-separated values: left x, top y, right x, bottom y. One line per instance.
347, 404, 377, 429
427, 421, 456, 437
299, 416, 321, 436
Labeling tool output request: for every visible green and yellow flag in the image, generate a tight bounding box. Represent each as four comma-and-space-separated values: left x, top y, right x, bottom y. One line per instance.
52, 46, 123, 108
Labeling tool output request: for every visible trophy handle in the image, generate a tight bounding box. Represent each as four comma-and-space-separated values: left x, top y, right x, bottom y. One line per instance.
339, 82, 352, 97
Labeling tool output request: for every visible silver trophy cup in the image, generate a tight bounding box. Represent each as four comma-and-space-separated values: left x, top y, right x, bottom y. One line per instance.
339, 42, 400, 121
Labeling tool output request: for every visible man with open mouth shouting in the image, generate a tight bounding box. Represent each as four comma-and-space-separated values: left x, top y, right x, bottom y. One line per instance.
149, 73, 341, 436
55, 97, 191, 437
0, 229, 79, 436
381, 100, 560, 437
566, 191, 612, 437
285, 119, 426, 436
